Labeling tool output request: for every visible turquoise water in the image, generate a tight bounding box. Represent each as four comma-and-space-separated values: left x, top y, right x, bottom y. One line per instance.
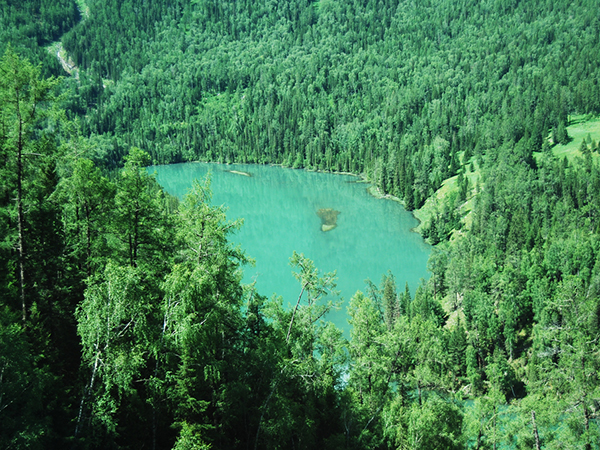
151, 162, 431, 334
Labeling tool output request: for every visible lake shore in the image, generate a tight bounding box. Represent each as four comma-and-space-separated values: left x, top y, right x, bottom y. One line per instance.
161, 159, 423, 236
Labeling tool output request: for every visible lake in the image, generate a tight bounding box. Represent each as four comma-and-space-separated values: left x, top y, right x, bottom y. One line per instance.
151, 162, 431, 334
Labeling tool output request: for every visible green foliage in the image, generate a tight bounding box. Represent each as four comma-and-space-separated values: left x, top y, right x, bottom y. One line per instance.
384, 393, 464, 450
112, 147, 174, 269
257, 253, 347, 448
3, 0, 600, 447
75, 263, 152, 433
525, 274, 600, 449
54, 0, 600, 198
0, 0, 79, 77
0, 309, 48, 449
60, 157, 116, 275
406, 394, 464, 450
286, 251, 339, 346
171, 422, 211, 450
0, 46, 61, 319
554, 120, 571, 145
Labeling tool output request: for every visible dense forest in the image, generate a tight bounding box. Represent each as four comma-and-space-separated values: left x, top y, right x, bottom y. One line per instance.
1, 0, 600, 448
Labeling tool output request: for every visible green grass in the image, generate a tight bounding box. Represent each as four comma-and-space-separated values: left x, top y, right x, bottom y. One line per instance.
413, 154, 481, 237
416, 116, 600, 240
413, 176, 457, 233
551, 115, 600, 162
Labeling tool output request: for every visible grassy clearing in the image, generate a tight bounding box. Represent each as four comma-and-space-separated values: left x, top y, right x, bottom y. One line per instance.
416, 116, 600, 240
413, 154, 481, 237
413, 176, 457, 233
551, 115, 600, 162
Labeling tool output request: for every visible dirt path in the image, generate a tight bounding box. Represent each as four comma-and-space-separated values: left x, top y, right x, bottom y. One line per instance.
48, 0, 89, 78
55, 42, 78, 76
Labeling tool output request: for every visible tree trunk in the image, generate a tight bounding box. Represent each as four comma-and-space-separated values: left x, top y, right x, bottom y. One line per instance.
286, 282, 307, 343
531, 410, 541, 450
75, 349, 101, 436
16, 88, 26, 322
583, 402, 591, 450
492, 406, 497, 450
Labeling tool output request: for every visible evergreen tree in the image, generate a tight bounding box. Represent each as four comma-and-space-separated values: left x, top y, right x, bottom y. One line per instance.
0, 47, 60, 321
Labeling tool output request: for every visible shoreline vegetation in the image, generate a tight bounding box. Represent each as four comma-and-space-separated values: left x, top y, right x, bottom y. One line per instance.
172, 160, 423, 235
4, 0, 600, 447
171, 160, 425, 234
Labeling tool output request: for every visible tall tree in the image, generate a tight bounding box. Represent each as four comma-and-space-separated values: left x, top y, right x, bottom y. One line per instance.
75, 262, 154, 442
159, 177, 248, 448
0, 47, 59, 321
61, 158, 115, 276
527, 275, 600, 449
113, 147, 174, 272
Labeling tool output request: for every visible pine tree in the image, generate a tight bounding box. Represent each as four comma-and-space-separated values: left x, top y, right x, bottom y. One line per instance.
0, 47, 59, 321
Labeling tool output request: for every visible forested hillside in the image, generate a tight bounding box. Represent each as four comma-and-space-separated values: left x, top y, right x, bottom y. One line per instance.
1, 0, 600, 448
60, 0, 600, 208
0, 0, 79, 76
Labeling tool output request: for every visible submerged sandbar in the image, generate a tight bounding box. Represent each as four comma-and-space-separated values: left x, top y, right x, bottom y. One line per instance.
226, 169, 252, 177
317, 208, 340, 232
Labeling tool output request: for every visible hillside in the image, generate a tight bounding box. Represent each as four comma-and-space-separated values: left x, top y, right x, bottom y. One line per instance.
60, 1, 599, 202
1, 0, 600, 448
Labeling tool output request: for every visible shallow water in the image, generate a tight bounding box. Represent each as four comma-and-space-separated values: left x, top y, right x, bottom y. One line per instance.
151, 162, 431, 334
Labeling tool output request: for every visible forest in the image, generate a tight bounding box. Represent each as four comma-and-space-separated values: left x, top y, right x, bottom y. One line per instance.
1, 0, 600, 448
